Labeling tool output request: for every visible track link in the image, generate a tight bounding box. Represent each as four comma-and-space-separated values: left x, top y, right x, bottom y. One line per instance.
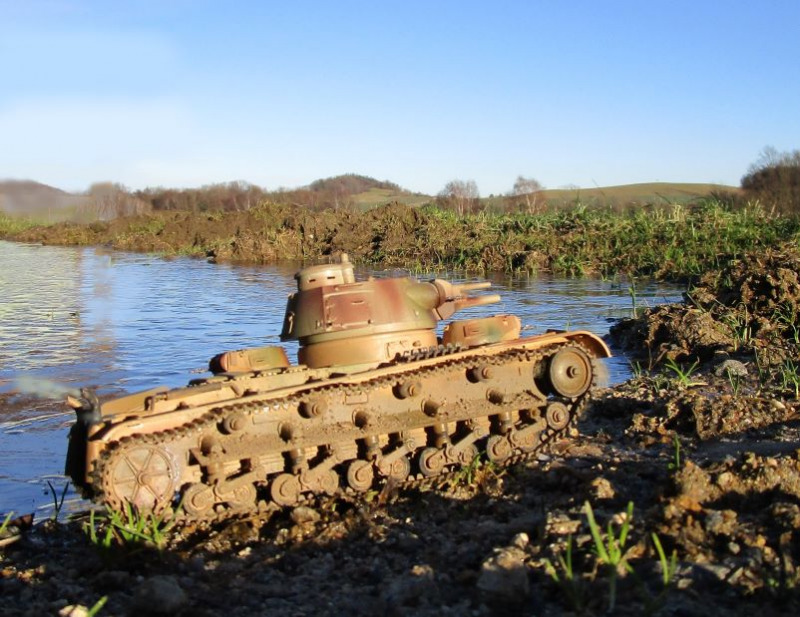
90, 341, 599, 525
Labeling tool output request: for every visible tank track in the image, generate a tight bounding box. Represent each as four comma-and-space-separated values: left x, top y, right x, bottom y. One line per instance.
89, 341, 597, 525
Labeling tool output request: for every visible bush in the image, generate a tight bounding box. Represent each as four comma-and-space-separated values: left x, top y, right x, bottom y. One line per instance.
741, 147, 800, 213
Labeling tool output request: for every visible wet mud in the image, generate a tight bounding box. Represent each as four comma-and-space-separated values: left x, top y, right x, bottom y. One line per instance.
8, 203, 427, 267
3, 246, 800, 615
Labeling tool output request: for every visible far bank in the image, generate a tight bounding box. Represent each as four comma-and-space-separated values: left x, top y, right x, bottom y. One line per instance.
2, 200, 797, 280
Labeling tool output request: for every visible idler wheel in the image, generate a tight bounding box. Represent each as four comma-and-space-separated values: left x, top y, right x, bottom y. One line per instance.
486, 435, 512, 464
104, 443, 177, 512
270, 473, 301, 506
545, 401, 572, 430
346, 460, 374, 492
182, 483, 215, 517
418, 447, 445, 477
548, 346, 593, 398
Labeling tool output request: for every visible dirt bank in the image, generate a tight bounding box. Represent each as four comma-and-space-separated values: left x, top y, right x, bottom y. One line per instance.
6, 203, 430, 267
2, 245, 800, 616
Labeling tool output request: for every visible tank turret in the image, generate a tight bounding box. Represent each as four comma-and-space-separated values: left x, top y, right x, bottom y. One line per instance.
280, 254, 504, 368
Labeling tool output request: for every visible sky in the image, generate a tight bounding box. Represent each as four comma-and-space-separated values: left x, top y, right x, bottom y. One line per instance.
1, 0, 799, 196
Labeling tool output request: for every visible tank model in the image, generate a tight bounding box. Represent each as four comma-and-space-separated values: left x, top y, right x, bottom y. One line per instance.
65, 254, 610, 520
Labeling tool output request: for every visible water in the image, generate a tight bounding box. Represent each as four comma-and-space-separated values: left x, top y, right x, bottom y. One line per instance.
0, 240, 684, 516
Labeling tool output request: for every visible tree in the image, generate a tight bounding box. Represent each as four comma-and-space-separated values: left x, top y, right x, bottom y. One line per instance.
84, 183, 151, 220
510, 175, 545, 214
741, 146, 800, 213
438, 179, 480, 215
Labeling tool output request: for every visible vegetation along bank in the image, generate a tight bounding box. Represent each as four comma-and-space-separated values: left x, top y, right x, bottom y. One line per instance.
3, 198, 799, 280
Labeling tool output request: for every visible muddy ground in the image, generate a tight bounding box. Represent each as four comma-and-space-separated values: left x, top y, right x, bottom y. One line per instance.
3, 247, 800, 616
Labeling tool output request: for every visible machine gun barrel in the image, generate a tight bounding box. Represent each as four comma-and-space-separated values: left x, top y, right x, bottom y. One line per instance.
429, 279, 500, 320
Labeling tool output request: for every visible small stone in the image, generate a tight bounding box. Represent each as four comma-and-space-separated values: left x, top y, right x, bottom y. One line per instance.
380, 563, 438, 608
94, 570, 131, 589
714, 359, 748, 378
511, 532, 529, 549
477, 547, 530, 604
546, 513, 581, 536
695, 563, 732, 581
716, 471, 735, 489
411, 564, 435, 579
291, 505, 321, 525
187, 556, 206, 573
704, 510, 726, 534
591, 476, 616, 499
132, 575, 188, 614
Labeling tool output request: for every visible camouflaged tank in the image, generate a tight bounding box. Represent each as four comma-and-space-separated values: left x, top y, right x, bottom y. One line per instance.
65, 254, 610, 519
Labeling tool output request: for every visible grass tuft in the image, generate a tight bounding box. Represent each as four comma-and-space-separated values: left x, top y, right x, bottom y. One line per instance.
84, 502, 178, 551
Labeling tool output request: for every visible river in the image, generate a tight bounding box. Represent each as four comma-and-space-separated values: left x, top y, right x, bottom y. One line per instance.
0, 240, 684, 517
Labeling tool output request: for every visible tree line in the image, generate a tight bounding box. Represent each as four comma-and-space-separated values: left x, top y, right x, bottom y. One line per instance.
739, 146, 800, 213
72, 148, 800, 220
128, 174, 402, 214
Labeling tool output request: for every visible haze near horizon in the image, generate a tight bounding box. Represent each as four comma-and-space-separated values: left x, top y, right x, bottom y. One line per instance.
1, 0, 798, 196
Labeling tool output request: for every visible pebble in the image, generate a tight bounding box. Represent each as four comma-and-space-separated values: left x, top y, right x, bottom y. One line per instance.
591, 476, 616, 499
58, 606, 89, 617
379, 563, 438, 609
511, 532, 529, 549
132, 575, 188, 614
714, 359, 748, 378
291, 505, 321, 525
477, 547, 530, 604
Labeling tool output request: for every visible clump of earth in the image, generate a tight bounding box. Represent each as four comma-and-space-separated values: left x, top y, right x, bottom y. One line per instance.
2, 246, 800, 616
612, 245, 800, 366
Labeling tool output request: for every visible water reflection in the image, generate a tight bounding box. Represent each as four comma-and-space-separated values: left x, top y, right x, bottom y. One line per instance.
0, 241, 684, 516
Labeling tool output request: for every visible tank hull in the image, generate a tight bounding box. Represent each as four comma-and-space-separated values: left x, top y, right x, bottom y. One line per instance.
67, 329, 610, 519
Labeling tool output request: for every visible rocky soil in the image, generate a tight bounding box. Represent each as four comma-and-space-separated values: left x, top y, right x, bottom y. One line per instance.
3, 246, 800, 616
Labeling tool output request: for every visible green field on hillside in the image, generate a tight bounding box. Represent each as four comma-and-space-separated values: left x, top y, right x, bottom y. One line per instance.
350, 187, 432, 209
540, 182, 736, 206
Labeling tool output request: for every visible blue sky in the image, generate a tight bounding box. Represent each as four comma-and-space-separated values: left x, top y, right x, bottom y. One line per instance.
1, 0, 798, 196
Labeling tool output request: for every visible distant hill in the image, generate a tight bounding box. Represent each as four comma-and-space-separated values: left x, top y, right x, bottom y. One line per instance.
281, 174, 430, 210
0, 180, 86, 220
307, 174, 401, 195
